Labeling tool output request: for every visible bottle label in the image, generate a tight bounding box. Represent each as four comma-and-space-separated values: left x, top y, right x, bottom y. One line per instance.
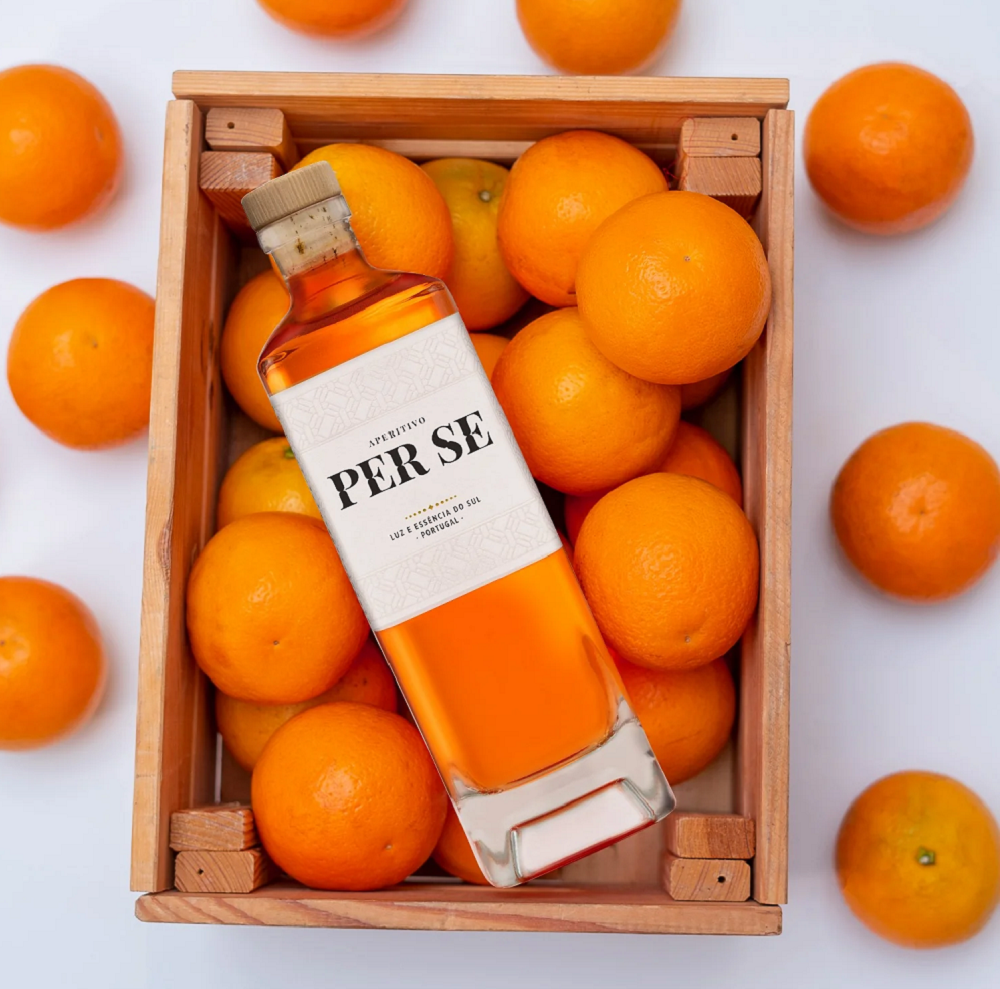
270, 313, 563, 631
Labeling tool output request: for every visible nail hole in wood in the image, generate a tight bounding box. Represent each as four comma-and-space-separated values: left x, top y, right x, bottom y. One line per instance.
717, 875, 726, 883
227, 121, 235, 129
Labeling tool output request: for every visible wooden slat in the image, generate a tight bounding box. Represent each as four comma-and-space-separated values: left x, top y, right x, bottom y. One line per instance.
136, 883, 781, 934
174, 849, 277, 893
737, 109, 794, 905
199, 151, 282, 238
677, 156, 762, 218
679, 117, 760, 157
205, 107, 299, 169
173, 73, 789, 146
130, 99, 233, 893
289, 137, 678, 167
664, 813, 755, 859
663, 855, 751, 902
170, 804, 257, 852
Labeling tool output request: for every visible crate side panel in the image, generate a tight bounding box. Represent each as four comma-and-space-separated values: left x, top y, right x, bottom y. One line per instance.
738, 109, 794, 905
136, 884, 781, 935
132, 99, 231, 892
172, 73, 789, 146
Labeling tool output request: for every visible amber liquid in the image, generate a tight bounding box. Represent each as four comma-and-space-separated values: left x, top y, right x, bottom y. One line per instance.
262, 247, 622, 792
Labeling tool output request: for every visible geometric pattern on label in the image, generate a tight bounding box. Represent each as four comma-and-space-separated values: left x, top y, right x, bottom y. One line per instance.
358, 501, 561, 630
273, 316, 476, 453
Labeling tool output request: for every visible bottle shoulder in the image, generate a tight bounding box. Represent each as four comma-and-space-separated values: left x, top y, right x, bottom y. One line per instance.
259, 271, 459, 392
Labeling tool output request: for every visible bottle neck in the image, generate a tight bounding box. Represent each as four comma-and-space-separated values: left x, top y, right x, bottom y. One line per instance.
258, 195, 381, 319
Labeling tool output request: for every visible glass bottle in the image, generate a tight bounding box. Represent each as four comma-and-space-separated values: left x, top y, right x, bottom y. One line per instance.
242, 162, 674, 887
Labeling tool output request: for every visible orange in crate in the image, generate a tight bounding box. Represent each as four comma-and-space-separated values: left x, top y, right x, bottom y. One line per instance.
186, 513, 368, 703
575, 473, 758, 670
252, 703, 447, 891
433, 805, 489, 885
615, 654, 735, 785
492, 308, 681, 496
216, 639, 397, 770
220, 269, 289, 432
497, 130, 667, 306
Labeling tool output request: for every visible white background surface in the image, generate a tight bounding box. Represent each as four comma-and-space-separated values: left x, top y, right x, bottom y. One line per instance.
1, 1, 999, 986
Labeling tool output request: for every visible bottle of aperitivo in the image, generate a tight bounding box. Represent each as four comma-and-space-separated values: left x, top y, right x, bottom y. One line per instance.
242, 162, 674, 887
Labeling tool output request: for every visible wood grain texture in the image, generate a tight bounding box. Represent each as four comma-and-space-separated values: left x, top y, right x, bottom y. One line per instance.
662, 855, 751, 902
174, 849, 277, 894
172, 73, 789, 146
170, 804, 257, 852
664, 814, 755, 859
131, 100, 233, 893
205, 107, 299, 169
199, 151, 282, 237
679, 117, 761, 157
560, 821, 665, 886
136, 883, 780, 935
738, 109, 794, 905
677, 156, 762, 218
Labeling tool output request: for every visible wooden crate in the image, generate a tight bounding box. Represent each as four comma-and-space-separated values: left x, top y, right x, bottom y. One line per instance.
131, 73, 793, 935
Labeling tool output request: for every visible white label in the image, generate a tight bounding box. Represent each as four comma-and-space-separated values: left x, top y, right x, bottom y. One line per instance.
270, 314, 562, 630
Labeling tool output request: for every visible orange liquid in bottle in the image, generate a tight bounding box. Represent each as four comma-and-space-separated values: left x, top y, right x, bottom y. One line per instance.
262, 248, 621, 791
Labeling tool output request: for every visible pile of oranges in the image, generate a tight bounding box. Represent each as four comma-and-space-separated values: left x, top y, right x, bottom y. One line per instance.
195, 125, 773, 889
1, 5, 998, 952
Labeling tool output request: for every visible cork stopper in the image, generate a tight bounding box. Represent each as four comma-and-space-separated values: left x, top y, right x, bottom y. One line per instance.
242, 161, 342, 232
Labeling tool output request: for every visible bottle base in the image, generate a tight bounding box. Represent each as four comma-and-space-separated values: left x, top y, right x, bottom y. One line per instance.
452, 699, 675, 887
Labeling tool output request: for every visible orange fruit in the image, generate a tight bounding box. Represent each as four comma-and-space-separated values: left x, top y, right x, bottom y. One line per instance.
837, 771, 1000, 948
293, 144, 453, 278
256, 0, 408, 36
577, 191, 771, 385
220, 269, 289, 432
7, 278, 154, 449
470, 332, 508, 381
564, 421, 742, 542
616, 653, 735, 785
0, 577, 106, 750
497, 131, 668, 306
252, 702, 447, 890
216, 638, 397, 771
831, 422, 1000, 600
492, 308, 681, 495
422, 158, 529, 330
662, 422, 742, 506
217, 437, 320, 528
681, 369, 731, 410
517, 0, 682, 75
805, 63, 973, 235
432, 804, 489, 885
186, 513, 368, 703
575, 473, 758, 670
0, 64, 122, 230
